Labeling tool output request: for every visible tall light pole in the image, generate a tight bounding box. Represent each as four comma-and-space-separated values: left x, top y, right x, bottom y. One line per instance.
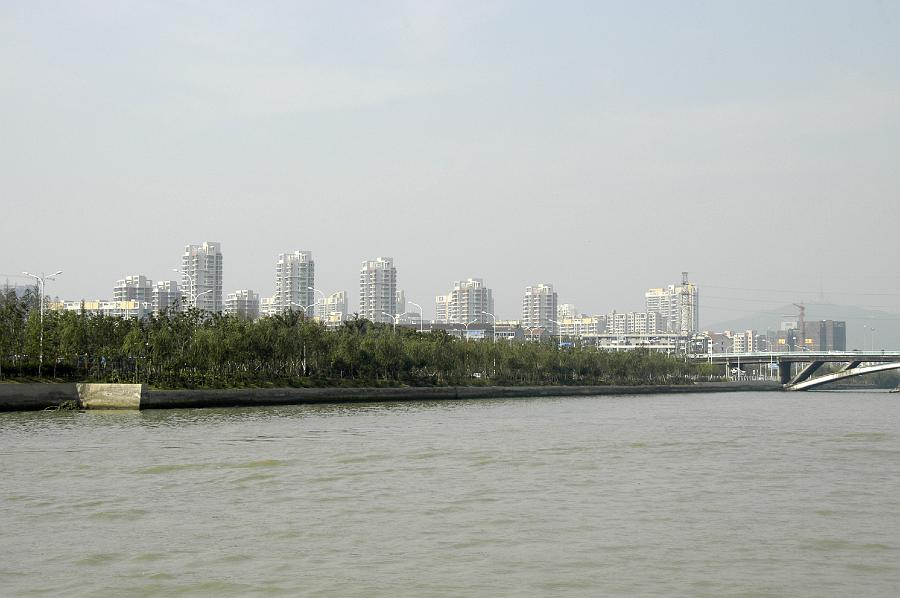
290, 301, 315, 318
462, 319, 480, 341
22, 270, 62, 377
407, 301, 423, 333
173, 268, 196, 309
523, 326, 542, 343
482, 311, 497, 343
196, 289, 213, 308
382, 311, 408, 334
549, 318, 563, 349
308, 286, 325, 322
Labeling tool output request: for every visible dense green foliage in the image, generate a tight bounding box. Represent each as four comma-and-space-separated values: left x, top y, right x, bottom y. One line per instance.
0, 289, 698, 388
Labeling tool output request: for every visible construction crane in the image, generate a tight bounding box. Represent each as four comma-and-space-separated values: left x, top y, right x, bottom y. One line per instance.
793, 302, 806, 351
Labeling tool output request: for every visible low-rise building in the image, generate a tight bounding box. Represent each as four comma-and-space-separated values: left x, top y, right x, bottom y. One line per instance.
54, 300, 154, 319
225, 290, 260, 320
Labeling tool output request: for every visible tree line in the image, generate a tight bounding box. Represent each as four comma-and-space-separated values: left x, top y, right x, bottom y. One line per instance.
1, 287, 702, 388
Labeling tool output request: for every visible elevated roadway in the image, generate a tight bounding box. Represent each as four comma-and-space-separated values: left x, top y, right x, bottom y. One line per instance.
687, 351, 900, 390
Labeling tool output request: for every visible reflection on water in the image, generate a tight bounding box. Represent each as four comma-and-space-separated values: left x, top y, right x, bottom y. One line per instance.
2, 391, 900, 597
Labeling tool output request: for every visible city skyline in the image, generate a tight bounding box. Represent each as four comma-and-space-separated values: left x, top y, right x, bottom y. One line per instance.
2, 2, 899, 326
4, 238, 897, 331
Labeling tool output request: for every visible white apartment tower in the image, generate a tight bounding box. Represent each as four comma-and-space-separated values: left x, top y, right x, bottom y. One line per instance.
645, 272, 699, 335
225, 290, 260, 320
359, 257, 397, 324
434, 278, 495, 325
113, 275, 153, 303
274, 251, 315, 315
152, 280, 181, 314
181, 242, 223, 312
522, 283, 558, 334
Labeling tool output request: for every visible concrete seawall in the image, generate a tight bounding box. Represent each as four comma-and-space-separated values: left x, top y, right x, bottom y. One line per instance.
0, 382, 783, 412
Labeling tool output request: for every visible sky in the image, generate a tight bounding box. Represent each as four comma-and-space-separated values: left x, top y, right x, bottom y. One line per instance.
2, 1, 899, 326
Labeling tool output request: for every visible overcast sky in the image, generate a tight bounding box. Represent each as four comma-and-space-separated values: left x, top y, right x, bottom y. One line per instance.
2, 1, 899, 325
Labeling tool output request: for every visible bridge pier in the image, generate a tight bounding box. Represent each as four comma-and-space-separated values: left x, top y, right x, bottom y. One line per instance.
779, 361, 792, 385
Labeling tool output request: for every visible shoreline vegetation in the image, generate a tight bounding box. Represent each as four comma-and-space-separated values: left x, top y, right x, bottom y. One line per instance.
0, 290, 714, 388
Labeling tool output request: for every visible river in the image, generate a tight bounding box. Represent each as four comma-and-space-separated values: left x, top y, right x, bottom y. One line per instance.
2, 390, 899, 597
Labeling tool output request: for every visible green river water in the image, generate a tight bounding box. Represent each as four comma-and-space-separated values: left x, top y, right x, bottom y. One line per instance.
1, 390, 899, 597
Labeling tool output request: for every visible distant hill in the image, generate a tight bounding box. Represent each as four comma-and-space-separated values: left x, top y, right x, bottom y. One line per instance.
707, 303, 900, 351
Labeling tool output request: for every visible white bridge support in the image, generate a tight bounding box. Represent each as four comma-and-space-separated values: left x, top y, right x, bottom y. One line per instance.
688, 352, 900, 391
786, 362, 900, 391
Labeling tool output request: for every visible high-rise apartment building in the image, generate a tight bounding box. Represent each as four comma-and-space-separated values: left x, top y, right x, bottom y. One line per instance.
113, 275, 153, 303
181, 242, 223, 312
645, 272, 699, 335
225, 290, 260, 320
152, 280, 181, 314
274, 251, 315, 315
359, 257, 397, 324
522, 283, 558, 334
434, 278, 494, 325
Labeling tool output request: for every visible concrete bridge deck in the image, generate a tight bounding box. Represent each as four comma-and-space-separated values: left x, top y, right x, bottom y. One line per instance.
687, 351, 900, 390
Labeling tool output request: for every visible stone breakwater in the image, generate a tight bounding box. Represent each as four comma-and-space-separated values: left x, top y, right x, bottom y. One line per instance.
0, 382, 783, 412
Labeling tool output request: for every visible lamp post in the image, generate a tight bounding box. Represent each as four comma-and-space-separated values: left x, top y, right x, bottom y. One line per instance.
523, 326, 542, 343
407, 301, 423, 333
482, 311, 496, 343
549, 318, 563, 349
382, 312, 408, 334
868, 326, 876, 351
290, 301, 315, 318
462, 319, 480, 341
307, 286, 325, 322
172, 268, 196, 309
22, 270, 62, 377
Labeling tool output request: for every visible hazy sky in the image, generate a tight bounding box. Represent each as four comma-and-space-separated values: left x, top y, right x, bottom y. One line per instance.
2, 1, 899, 325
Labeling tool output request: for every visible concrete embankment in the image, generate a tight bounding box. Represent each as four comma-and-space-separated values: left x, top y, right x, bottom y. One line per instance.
0, 382, 782, 412
0, 383, 144, 411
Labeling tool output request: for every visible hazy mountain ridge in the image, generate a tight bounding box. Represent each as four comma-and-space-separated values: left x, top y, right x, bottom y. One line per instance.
707, 303, 900, 351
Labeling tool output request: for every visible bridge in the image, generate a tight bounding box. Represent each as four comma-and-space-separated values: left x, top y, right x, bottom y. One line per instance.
687, 351, 900, 391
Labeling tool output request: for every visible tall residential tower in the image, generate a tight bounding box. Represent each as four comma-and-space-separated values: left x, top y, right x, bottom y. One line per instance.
522, 283, 558, 334
434, 278, 494, 325
359, 257, 397, 324
274, 251, 315, 315
645, 272, 699, 335
181, 242, 223, 312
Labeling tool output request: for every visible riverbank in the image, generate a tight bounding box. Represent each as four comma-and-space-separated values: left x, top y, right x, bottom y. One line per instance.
0, 381, 783, 412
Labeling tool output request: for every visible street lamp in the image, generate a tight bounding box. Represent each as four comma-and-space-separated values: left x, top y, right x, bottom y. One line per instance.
549, 318, 564, 349
868, 326, 876, 351
407, 301, 424, 333
382, 312, 408, 334
307, 286, 325, 321
523, 326, 543, 343
172, 268, 196, 309
482, 311, 497, 343
290, 301, 315, 318
462, 319, 480, 341
22, 270, 62, 377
